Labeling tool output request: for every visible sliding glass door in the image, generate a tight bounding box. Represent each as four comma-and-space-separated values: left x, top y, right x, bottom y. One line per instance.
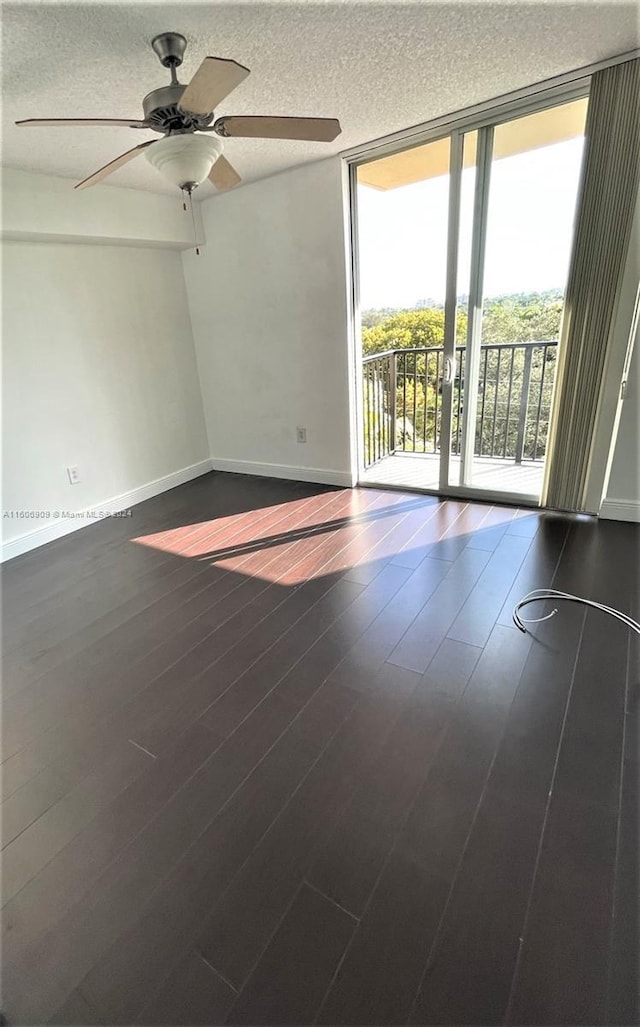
355, 92, 588, 503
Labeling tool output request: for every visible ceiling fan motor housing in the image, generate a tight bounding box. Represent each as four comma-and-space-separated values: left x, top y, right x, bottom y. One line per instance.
142, 85, 214, 133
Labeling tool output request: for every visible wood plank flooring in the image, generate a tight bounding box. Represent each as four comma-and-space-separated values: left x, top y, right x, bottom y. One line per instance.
1, 471, 638, 1026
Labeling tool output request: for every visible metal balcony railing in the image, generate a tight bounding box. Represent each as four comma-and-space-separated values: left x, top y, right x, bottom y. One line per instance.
362, 340, 558, 470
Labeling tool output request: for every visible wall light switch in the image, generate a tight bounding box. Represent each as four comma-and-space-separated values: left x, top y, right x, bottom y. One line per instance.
296, 427, 307, 444
67, 465, 81, 485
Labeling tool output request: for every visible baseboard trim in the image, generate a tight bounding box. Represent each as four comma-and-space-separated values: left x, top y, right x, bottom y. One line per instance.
599, 498, 640, 523
1, 459, 213, 562
210, 457, 354, 489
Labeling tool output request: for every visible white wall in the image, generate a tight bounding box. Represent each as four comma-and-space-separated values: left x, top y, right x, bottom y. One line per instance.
601, 339, 640, 521
182, 157, 354, 487
2, 173, 210, 559
596, 184, 640, 523
2, 168, 202, 250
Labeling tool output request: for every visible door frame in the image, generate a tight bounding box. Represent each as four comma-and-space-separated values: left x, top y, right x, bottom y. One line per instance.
456, 124, 494, 490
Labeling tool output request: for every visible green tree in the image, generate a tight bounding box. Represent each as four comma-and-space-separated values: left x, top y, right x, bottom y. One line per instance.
361, 291, 563, 355
362, 308, 468, 356
481, 291, 563, 344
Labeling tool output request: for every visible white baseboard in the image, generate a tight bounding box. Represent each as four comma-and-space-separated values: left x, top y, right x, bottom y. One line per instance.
210, 457, 354, 488
1, 459, 213, 562
599, 498, 640, 523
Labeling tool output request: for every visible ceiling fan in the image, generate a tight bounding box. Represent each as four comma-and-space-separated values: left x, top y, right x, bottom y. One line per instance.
15, 32, 342, 195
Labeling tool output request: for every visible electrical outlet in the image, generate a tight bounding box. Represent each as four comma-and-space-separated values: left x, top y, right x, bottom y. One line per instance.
296, 426, 307, 444
67, 465, 81, 485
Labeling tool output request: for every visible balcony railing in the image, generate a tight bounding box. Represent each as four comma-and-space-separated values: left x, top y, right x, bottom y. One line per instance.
362, 340, 558, 470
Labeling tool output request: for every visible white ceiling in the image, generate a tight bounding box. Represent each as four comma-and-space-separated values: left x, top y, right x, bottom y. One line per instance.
2, 1, 638, 200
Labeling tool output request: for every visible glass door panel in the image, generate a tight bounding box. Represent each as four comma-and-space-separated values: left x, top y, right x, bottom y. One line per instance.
356, 135, 452, 490
456, 97, 588, 497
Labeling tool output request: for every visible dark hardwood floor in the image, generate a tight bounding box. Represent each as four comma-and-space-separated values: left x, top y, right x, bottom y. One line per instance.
1, 471, 638, 1026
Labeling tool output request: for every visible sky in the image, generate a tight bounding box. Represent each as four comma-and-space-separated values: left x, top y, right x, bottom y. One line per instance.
356, 136, 585, 310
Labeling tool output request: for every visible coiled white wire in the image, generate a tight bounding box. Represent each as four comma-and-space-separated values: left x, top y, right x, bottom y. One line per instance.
512, 588, 640, 636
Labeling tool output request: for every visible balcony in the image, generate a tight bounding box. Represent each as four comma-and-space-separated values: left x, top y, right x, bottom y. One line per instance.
361, 340, 557, 496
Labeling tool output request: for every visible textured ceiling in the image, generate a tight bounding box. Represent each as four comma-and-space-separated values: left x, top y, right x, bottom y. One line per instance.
2, 1, 639, 199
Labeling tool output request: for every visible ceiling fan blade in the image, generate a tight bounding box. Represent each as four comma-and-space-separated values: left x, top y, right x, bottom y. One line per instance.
16, 117, 150, 129
179, 57, 250, 116
209, 155, 242, 191
214, 115, 341, 142
74, 141, 155, 190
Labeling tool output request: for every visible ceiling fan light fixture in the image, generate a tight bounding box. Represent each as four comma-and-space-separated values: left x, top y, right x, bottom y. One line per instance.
145, 133, 224, 190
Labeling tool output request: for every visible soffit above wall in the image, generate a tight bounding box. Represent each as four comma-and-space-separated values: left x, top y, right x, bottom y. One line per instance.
1, 1, 637, 199
358, 97, 589, 190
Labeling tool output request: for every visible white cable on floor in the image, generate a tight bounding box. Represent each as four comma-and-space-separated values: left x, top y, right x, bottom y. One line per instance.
512, 588, 640, 636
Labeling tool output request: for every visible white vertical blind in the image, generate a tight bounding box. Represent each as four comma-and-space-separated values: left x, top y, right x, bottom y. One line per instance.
543, 58, 640, 512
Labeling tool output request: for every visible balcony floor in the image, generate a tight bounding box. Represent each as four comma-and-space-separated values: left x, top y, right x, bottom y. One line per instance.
360, 452, 545, 498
